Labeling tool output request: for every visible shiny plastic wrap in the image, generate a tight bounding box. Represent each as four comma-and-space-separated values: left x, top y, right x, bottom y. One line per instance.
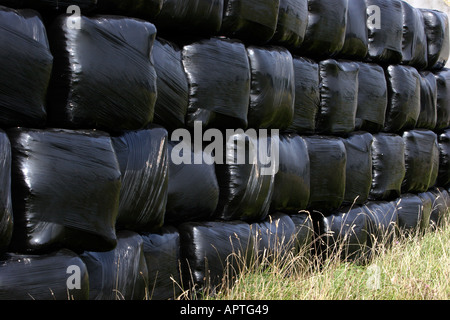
141, 226, 181, 300
363, 201, 398, 248
165, 141, 219, 224
246, 45, 295, 130
384, 65, 421, 133
338, 0, 368, 60
354, 62, 388, 132
428, 187, 450, 228
370, 133, 406, 201
270, 134, 310, 214
152, 38, 189, 131
365, 0, 403, 64
421, 9, 449, 70
0, 6, 52, 128
400, 1, 428, 69
271, 0, 308, 49
434, 68, 450, 130
96, 0, 162, 20
182, 37, 250, 129
213, 133, 276, 222
0, 131, 12, 254
318, 206, 368, 262
286, 56, 320, 134
394, 194, 425, 234
416, 71, 437, 130
343, 132, 373, 205
402, 129, 439, 193
221, 0, 279, 44
304, 136, 347, 213
178, 220, 254, 291
418, 191, 436, 232
438, 129, 450, 187
8, 128, 121, 253
0, 249, 89, 300
290, 213, 314, 255
112, 127, 169, 232
46, 14, 157, 131
317, 59, 359, 134
80, 231, 148, 300
299, 0, 348, 59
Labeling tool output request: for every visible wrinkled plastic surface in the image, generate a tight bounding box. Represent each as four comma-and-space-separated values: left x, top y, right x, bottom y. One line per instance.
402, 129, 439, 193
421, 9, 450, 70
299, 0, 348, 59
271, 0, 308, 49
438, 129, 450, 187
416, 71, 437, 129
270, 134, 310, 214
247, 45, 295, 130
365, 0, 403, 64
80, 231, 148, 300
338, 0, 368, 60
394, 194, 425, 234
0, 131, 13, 254
286, 57, 319, 134
384, 65, 421, 133
152, 38, 189, 131
0, 6, 52, 128
418, 191, 437, 231
0, 249, 89, 300
428, 187, 450, 228
178, 220, 254, 290
343, 132, 373, 205
354, 62, 388, 132
141, 226, 181, 300
112, 127, 169, 232
401, 1, 428, 69
434, 68, 450, 130
166, 141, 219, 224
370, 133, 406, 201
304, 136, 347, 213
221, 0, 279, 44
96, 0, 162, 20
363, 201, 398, 248
317, 59, 359, 134
46, 14, 157, 131
182, 37, 250, 129
290, 213, 314, 256
8, 128, 121, 253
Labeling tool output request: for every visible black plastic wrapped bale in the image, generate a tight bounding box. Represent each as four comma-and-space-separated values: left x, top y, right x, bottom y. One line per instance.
213, 132, 276, 222
0, 249, 89, 300
250, 213, 296, 263
271, 0, 308, 49
434, 68, 450, 131
286, 57, 320, 134
364, 0, 403, 64
96, 0, 162, 20
428, 187, 450, 229
221, 0, 280, 45
8, 128, 121, 253
416, 71, 437, 130
338, 0, 368, 60
402, 129, 439, 194
0, 131, 12, 254
299, 0, 348, 59
0, 6, 52, 128
270, 134, 309, 214
80, 231, 149, 300
317, 59, 359, 135
154, 0, 223, 36
438, 129, 450, 187
421, 9, 450, 71
46, 14, 157, 132
400, 1, 428, 69
418, 191, 436, 232
141, 226, 181, 300
247, 45, 295, 130
370, 133, 405, 201
290, 212, 314, 256
318, 206, 368, 263
304, 136, 346, 213
182, 37, 250, 130
111, 127, 169, 232
165, 141, 219, 224
384, 65, 421, 133
0, 1, 98, 18
151, 38, 189, 131
178, 220, 254, 292
354, 62, 388, 132
343, 132, 373, 206
394, 194, 425, 235
363, 201, 398, 249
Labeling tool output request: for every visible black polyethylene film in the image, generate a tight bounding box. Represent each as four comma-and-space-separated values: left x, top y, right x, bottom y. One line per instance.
421, 8, 450, 71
